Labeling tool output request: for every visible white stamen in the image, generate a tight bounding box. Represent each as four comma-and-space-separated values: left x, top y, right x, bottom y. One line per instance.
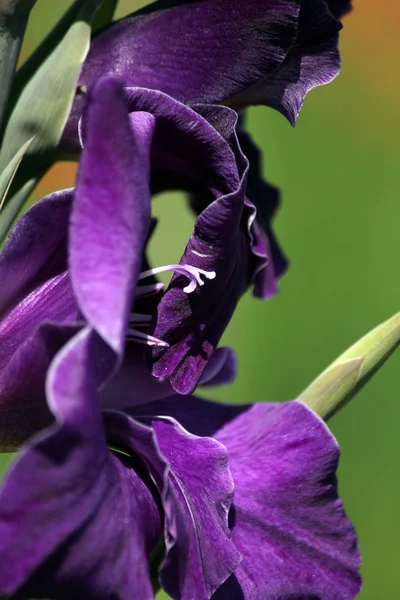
139, 264, 216, 294
126, 327, 169, 348
135, 282, 165, 297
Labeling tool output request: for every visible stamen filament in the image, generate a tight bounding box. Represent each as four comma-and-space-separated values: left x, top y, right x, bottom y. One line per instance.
139, 264, 216, 294
126, 328, 169, 348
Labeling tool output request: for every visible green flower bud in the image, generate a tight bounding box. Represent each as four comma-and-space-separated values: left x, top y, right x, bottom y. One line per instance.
299, 312, 400, 420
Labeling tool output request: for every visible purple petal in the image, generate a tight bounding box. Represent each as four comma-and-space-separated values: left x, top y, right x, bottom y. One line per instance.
0, 189, 72, 318
119, 92, 272, 393
230, 0, 343, 125
199, 347, 238, 388
190, 105, 284, 300
214, 400, 362, 599
70, 76, 154, 355
0, 324, 78, 451
237, 124, 289, 292
154, 418, 241, 599
147, 396, 361, 599
116, 407, 241, 600
0, 328, 161, 599
123, 88, 241, 197
100, 342, 176, 410
327, 0, 352, 18
151, 169, 249, 394
0, 192, 79, 451
62, 0, 300, 149
0, 272, 76, 373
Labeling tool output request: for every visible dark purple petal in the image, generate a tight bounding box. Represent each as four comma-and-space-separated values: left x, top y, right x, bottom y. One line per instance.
100, 342, 176, 410
144, 397, 361, 599
0, 324, 78, 451
229, 0, 343, 125
117, 92, 274, 393
326, 0, 352, 18
0, 272, 76, 373
0, 328, 161, 599
113, 408, 241, 600
151, 167, 250, 394
0, 189, 72, 318
199, 347, 238, 388
237, 124, 288, 289
124, 88, 241, 198
61, 0, 300, 150
71, 76, 154, 355
153, 418, 241, 599
190, 104, 284, 300
0, 192, 79, 451
214, 400, 361, 599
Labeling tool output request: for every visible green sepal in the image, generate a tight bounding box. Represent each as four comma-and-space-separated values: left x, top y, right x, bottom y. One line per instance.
0, 0, 105, 196
299, 312, 400, 420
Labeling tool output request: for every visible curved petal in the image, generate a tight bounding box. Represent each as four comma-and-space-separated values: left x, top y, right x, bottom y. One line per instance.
70, 76, 154, 355
110, 408, 241, 600
140, 396, 361, 599
61, 0, 300, 149
190, 105, 284, 300
0, 328, 161, 599
151, 172, 249, 394
0, 192, 78, 452
100, 342, 176, 410
327, 0, 352, 18
199, 347, 238, 388
153, 418, 241, 600
215, 400, 362, 599
124, 88, 241, 197
229, 0, 343, 125
237, 125, 288, 294
0, 323, 78, 452
0, 189, 72, 318
0, 272, 77, 373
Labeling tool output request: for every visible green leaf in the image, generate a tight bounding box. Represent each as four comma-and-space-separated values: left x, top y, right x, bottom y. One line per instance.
0, 136, 34, 210
0, 0, 37, 129
92, 0, 118, 33
299, 312, 400, 420
8, 0, 88, 110
0, 178, 36, 245
7, 0, 118, 119
0, 0, 104, 189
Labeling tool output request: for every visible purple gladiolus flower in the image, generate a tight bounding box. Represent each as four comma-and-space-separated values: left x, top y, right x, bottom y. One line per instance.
0, 76, 360, 599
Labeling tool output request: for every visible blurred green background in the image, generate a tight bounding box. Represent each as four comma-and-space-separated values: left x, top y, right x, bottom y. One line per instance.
1, 1, 399, 598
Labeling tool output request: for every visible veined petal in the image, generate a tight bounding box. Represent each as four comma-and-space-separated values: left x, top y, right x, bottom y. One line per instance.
139, 396, 361, 600
0, 189, 72, 318
0, 328, 161, 599
0, 272, 76, 373
116, 408, 241, 600
0, 191, 78, 451
71, 76, 155, 356
61, 0, 300, 149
